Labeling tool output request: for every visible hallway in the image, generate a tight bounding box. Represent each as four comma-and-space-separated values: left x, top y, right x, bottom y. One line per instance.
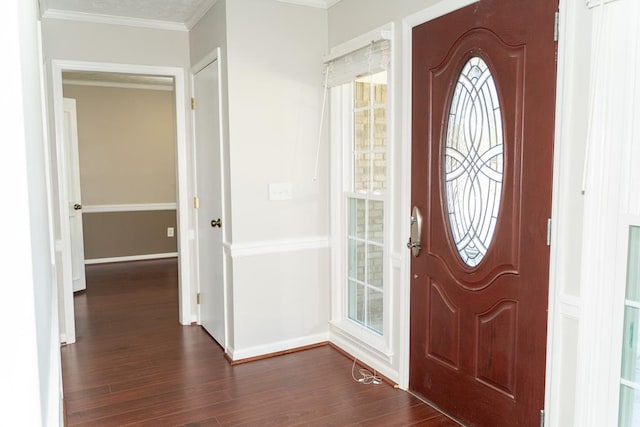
61, 259, 457, 426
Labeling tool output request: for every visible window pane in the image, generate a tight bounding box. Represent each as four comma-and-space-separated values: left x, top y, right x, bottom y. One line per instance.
348, 239, 365, 282
621, 306, 640, 383
372, 152, 387, 192
373, 108, 386, 149
354, 81, 370, 108
626, 226, 640, 302
367, 243, 383, 288
348, 198, 366, 239
354, 108, 370, 151
348, 280, 364, 324
373, 78, 387, 104
619, 385, 640, 427
368, 200, 384, 244
367, 288, 383, 334
354, 152, 370, 192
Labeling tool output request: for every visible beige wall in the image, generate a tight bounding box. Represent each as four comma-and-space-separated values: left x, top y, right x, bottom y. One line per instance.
63, 84, 177, 205
63, 83, 178, 259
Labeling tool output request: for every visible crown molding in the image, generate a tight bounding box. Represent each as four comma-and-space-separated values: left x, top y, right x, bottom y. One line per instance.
42, 8, 187, 31
62, 79, 174, 92
276, 0, 344, 9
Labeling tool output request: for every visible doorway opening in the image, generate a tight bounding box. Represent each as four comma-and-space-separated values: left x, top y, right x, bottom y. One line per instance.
51, 61, 192, 345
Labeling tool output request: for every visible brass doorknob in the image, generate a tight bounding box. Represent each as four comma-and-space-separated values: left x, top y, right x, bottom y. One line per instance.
210, 219, 222, 228
73, 204, 82, 211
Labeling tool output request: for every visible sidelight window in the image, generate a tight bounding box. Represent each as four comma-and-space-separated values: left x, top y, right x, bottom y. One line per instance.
619, 226, 640, 426
328, 37, 390, 341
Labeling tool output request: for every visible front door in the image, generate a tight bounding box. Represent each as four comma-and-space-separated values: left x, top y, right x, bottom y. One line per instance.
193, 57, 226, 348
410, 1, 557, 425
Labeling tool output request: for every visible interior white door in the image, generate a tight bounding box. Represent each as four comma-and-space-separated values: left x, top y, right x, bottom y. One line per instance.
193, 58, 225, 348
63, 98, 87, 293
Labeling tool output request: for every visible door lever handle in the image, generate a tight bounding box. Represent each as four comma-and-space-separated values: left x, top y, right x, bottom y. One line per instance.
407, 237, 422, 251
210, 218, 222, 228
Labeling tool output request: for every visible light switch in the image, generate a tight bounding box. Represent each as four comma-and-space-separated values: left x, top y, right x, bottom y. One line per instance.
269, 183, 292, 201
167, 227, 174, 237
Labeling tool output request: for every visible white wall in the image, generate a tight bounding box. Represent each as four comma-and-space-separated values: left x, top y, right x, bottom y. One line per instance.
190, 0, 330, 359
1, 0, 59, 425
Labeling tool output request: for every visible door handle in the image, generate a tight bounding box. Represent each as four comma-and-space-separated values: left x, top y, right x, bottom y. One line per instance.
73, 203, 82, 211
407, 206, 423, 257
210, 218, 222, 228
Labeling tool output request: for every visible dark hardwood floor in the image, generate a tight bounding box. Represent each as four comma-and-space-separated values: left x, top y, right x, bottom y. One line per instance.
61, 259, 458, 426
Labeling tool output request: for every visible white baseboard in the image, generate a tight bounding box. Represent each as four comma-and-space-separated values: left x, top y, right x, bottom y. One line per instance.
228, 332, 329, 361
84, 252, 178, 265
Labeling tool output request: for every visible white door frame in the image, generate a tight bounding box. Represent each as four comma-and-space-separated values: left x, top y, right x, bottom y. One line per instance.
191, 48, 229, 350
51, 60, 193, 340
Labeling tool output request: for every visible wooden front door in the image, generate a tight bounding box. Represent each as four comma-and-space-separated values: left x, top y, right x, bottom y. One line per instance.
409, 1, 557, 425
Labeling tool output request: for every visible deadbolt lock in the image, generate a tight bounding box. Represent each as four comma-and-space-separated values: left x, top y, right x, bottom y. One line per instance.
73, 203, 82, 211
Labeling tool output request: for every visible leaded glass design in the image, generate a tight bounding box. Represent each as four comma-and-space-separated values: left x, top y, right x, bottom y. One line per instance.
444, 56, 504, 268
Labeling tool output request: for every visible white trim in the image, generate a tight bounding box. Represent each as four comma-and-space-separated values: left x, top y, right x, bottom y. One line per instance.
62, 79, 173, 92
323, 23, 393, 63
227, 333, 329, 361
398, 0, 481, 392
42, 9, 187, 31
191, 49, 220, 75
84, 252, 178, 265
185, 0, 218, 30
230, 237, 330, 258
50, 60, 192, 327
330, 327, 399, 383
82, 203, 177, 213
276, 0, 328, 9
559, 294, 582, 319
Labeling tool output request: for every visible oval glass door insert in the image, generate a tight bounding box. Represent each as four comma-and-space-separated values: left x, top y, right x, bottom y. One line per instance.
444, 56, 504, 267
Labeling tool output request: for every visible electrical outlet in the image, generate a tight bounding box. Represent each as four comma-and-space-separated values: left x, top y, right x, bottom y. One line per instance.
167, 227, 174, 237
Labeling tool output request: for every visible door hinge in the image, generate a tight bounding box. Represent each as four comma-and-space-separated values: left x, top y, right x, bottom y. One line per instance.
193, 196, 199, 209
540, 409, 545, 427
554, 10, 560, 41
547, 218, 552, 246
191, 97, 196, 110
196, 293, 200, 305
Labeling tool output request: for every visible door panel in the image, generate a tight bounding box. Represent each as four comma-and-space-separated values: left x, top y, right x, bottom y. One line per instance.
410, 1, 557, 425
63, 98, 87, 293
194, 59, 226, 348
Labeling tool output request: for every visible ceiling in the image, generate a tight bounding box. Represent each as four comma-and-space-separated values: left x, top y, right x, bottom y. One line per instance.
40, 0, 340, 30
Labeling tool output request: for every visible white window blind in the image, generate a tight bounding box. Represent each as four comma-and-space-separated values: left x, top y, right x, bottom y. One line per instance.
325, 39, 391, 88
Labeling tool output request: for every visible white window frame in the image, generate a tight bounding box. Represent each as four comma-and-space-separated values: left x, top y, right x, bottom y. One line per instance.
329, 26, 394, 360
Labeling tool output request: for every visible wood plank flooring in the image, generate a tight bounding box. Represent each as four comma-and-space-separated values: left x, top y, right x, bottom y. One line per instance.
61, 259, 458, 426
